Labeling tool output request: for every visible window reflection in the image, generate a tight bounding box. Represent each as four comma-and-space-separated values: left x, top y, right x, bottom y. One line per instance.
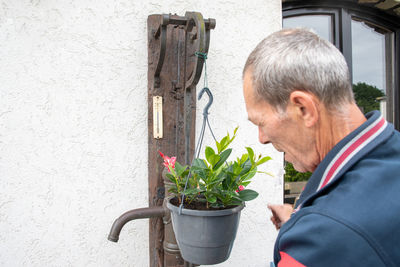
283, 15, 333, 42
352, 19, 386, 92
351, 19, 393, 120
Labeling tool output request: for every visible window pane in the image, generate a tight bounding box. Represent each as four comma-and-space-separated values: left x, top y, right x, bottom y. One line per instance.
352, 20, 386, 92
351, 19, 393, 120
283, 15, 333, 42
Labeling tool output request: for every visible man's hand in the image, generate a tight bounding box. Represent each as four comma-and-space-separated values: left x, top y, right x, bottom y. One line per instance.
267, 204, 294, 230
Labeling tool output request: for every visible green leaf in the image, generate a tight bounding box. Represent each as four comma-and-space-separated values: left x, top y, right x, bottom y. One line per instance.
246, 147, 255, 164
192, 158, 208, 169
258, 170, 274, 177
209, 154, 220, 167
206, 194, 217, 203
181, 169, 190, 179
188, 175, 199, 187
232, 162, 242, 176
191, 159, 209, 180
221, 173, 231, 190
216, 141, 221, 154
174, 161, 188, 177
217, 127, 238, 153
167, 187, 178, 194
165, 173, 176, 183
183, 188, 201, 195
231, 195, 243, 202
256, 156, 271, 166
240, 153, 249, 164
213, 148, 232, 170
241, 169, 257, 181
241, 181, 251, 187
219, 136, 229, 151
238, 189, 259, 201
168, 165, 176, 176
229, 131, 236, 145
205, 146, 216, 164
199, 183, 206, 191
207, 176, 224, 187
233, 126, 239, 135
239, 159, 252, 176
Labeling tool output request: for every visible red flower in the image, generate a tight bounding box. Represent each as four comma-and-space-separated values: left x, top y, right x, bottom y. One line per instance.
158, 150, 176, 172
236, 185, 245, 192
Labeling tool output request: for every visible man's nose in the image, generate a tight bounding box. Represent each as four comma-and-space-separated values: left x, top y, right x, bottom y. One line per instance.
258, 128, 270, 144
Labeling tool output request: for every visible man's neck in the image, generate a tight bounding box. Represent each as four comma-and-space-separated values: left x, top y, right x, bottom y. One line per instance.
315, 103, 367, 162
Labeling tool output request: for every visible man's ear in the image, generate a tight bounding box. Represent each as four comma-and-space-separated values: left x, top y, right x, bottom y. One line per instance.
288, 91, 319, 127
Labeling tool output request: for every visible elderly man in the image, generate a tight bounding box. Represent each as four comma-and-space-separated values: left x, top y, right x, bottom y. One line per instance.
243, 28, 400, 266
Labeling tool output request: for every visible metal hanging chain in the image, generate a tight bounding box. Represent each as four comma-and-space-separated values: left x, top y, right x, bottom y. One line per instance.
179, 52, 218, 214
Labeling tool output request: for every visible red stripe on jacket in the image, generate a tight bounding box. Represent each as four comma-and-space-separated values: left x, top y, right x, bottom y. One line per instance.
278, 251, 306, 267
320, 117, 385, 189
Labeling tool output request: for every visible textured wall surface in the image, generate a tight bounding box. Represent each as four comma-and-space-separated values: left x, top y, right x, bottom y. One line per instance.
0, 0, 282, 266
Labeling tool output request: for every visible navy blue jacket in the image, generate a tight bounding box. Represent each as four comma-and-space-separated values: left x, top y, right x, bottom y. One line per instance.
274, 111, 400, 267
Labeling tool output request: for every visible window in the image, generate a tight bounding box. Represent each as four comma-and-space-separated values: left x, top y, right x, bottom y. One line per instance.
282, 1, 400, 203
283, 15, 334, 42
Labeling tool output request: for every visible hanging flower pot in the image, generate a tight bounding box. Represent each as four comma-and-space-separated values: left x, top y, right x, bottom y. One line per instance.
159, 127, 272, 265
167, 198, 244, 265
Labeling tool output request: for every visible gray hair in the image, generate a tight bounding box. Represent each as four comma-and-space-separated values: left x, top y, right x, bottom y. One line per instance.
243, 28, 354, 111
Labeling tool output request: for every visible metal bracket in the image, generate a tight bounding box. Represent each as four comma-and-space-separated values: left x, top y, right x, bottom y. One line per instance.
152, 13, 216, 90
153, 14, 169, 88
184, 11, 215, 89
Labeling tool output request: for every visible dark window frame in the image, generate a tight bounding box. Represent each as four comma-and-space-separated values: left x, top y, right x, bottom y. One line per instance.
283, 8, 340, 48
283, 1, 400, 129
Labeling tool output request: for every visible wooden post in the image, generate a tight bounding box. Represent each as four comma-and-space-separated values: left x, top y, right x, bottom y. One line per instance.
147, 13, 214, 267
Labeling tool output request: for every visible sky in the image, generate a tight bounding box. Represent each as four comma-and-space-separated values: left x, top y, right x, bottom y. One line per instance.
351, 20, 386, 93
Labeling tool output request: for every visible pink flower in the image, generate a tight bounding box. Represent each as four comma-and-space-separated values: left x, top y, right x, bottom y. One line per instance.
158, 150, 176, 172
236, 185, 245, 192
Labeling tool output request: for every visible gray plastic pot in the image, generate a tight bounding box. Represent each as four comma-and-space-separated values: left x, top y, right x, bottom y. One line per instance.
167, 199, 244, 265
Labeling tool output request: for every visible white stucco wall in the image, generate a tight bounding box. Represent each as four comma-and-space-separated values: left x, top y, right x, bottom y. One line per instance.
0, 1, 282, 266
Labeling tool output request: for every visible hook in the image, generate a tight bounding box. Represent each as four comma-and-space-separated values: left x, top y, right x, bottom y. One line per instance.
198, 87, 213, 116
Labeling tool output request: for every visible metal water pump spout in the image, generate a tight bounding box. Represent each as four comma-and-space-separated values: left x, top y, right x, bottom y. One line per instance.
108, 206, 166, 242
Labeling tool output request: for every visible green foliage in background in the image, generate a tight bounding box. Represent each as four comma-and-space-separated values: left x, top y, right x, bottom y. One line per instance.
284, 162, 312, 182
353, 82, 385, 114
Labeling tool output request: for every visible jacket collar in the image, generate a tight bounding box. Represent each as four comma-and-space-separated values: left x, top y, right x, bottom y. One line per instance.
295, 110, 393, 210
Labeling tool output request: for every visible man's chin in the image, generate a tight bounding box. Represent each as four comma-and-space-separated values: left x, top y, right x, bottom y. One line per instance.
291, 162, 308, 173
285, 155, 308, 172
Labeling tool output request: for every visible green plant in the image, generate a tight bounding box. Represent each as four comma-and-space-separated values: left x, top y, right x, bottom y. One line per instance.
284, 162, 312, 182
353, 82, 385, 114
159, 128, 271, 209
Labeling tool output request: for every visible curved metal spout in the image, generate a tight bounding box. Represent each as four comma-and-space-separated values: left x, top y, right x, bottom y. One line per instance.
108, 206, 167, 242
